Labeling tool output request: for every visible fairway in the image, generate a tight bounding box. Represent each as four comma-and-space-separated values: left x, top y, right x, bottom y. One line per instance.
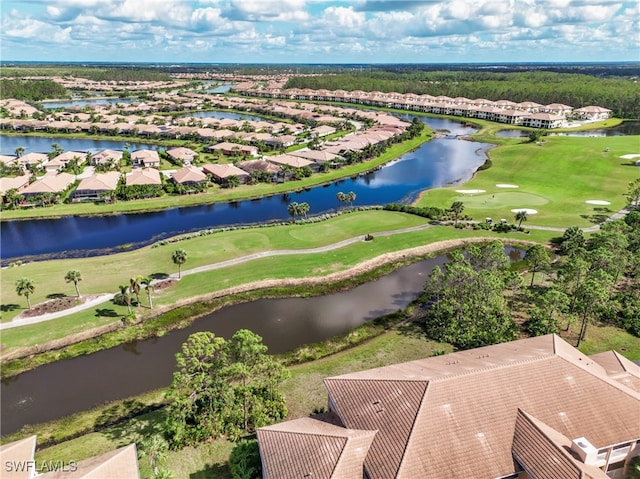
415, 135, 639, 227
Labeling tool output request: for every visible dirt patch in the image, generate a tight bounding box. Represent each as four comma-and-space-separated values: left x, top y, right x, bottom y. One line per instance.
17, 295, 102, 318
153, 279, 177, 291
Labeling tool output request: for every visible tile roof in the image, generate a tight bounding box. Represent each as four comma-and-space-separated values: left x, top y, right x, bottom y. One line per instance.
258, 415, 376, 479
21, 173, 75, 195
202, 163, 250, 179
512, 409, 609, 479
589, 350, 640, 392
126, 168, 161, 186
76, 171, 121, 192
40, 443, 140, 479
321, 335, 639, 479
171, 165, 207, 184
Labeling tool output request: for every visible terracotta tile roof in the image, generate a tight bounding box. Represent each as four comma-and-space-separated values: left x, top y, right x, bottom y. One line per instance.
40, 443, 140, 479
322, 335, 639, 479
289, 149, 339, 163
0, 435, 37, 479
589, 350, 640, 392
512, 409, 609, 479
201, 163, 250, 179
76, 171, 121, 192
0, 174, 31, 194
126, 168, 161, 186
171, 165, 207, 184
21, 173, 75, 195
266, 154, 314, 169
258, 415, 376, 479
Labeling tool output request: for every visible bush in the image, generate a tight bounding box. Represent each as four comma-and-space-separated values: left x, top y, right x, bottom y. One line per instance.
229, 439, 262, 479
477, 158, 492, 171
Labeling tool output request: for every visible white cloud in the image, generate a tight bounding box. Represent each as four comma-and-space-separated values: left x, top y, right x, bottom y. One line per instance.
322, 6, 366, 29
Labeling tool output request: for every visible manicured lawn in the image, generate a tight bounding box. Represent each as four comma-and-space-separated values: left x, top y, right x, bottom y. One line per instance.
415, 135, 639, 227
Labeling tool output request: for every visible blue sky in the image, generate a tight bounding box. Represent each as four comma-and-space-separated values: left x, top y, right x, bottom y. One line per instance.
2, 0, 638, 63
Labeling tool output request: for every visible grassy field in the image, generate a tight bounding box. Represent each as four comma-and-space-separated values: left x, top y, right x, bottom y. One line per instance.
1, 211, 556, 351
415, 134, 639, 227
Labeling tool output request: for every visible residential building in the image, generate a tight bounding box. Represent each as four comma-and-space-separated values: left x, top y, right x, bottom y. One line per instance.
126, 167, 161, 186
91, 149, 123, 166
166, 147, 198, 165
73, 171, 121, 201
171, 165, 208, 186
202, 163, 251, 184
257, 334, 639, 479
20, 173, 75, 198
131, 149, 160, 168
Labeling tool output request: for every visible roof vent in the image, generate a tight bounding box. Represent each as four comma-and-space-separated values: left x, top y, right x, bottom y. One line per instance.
571, 437, 598, 465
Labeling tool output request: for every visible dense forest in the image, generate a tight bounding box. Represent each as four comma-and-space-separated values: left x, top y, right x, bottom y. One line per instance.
0, 79, 69, 102
1, 67, 172, 82
285, 71, 640, 119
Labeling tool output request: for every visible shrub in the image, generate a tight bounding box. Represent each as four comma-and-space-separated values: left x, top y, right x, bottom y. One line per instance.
229, 439, 262, 479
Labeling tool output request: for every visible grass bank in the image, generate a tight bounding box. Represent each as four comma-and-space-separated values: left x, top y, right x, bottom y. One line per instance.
415, 134, 639, 227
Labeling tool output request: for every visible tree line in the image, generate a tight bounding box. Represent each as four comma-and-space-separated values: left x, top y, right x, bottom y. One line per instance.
0, 79, 69, 102
285, 71, 640, 119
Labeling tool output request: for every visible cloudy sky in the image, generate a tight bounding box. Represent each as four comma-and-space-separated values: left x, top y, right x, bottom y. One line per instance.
2, 0, 638, 63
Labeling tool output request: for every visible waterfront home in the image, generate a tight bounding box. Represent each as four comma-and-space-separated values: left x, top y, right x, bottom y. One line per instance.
73, 171, 121, 201
0, 98, 40, 117
166, 147, 198, 165
15, 152, 48, 171
131, 149, 161, 168
573, 106, 613, 121
126, 167, 161, 186
171, 165, 207, 186
20, 172, 75, 199
266, 154, 315, 171
236, 159, 282, 182
202, 163, 251, 184
257, 334, 639, 479
91, 149, 123, 166
264, 135, 297, 149
522, 112, 565, 129
544, 103, 574, 117
45, 151, 86, 173
289, 149, 340, 166
0, 154, 18, 166
0, 174, 31, 196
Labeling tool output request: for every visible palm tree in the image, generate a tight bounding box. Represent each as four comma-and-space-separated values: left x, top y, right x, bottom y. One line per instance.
346, 191, 356, 207
15, 278, 35, 309
14, 146, 25, 158
515, 210, 529, 228
336, 192, 346, 209
172, 249, 188, 279
64, 270, 82, 297
298, 201, 310, 218
287, 201, 301, 220
118, 284, 132, 314
130, 276, 142, 307
450, 201, 465, 226
141, 276, 154, 309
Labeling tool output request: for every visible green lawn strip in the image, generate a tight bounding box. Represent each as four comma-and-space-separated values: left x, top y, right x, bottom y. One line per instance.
573, 324, 640, 359
0, 130, 433, 220
0, 210, 429, 320
415, 135, 639, 227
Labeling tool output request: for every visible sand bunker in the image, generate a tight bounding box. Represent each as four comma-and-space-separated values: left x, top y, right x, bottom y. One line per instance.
455, 189, 486, 194
620, 154, 640, 159
511, 208, 538, 214
585, 200, 611, 205
496, 184, 519, 188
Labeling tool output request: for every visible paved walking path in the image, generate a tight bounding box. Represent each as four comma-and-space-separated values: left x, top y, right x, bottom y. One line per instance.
2, 206, 632, 330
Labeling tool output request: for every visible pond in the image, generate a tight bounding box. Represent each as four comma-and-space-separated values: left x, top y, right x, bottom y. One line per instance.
1, 118, 492, 262
0, 246, 524, 435
0, 135, 157, 156
40, 98, 137, 109
177, 110, 265, 122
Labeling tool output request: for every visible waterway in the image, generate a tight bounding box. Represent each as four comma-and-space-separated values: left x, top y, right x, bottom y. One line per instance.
1, 118, 490, 261
0, 247, 524, 435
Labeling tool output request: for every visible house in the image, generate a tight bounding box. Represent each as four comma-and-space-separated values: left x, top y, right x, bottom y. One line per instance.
131, 149, 160, 168
15, 152, 48, 171
311, 125, 337, 137
522, 112, 565, 129
166, 147, 197, 165
20, 173, 75, 199
0, 174, 31, 197
45, 151, 86, 173
207, 142, 259, 157
91, 149, 123, 166
264, 135, 297, 149
0, 154, 18, 166
265, 154, 315, 171
171, 165, 207, 186
0, 436, 140, 478
573, 106, 612, 121
126, 167, 161, 186
202, 163, 251, 184
236, 159, 282, 182
73, 171, 121, 201
257, 334, 640, 479
289, 149, 340, 166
